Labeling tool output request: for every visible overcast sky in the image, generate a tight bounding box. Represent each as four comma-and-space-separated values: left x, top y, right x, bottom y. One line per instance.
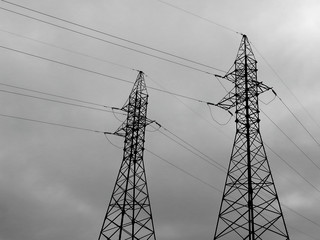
0, 0, 320, 240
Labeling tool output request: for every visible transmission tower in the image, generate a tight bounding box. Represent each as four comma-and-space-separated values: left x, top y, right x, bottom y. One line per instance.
98, 71, 156, 240
211, 35, 290, 240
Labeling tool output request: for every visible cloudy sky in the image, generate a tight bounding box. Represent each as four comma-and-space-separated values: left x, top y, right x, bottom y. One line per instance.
0, 0, 320, 240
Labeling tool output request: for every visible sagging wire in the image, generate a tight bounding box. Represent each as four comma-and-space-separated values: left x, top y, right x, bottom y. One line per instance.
214, 75, 229, 93
259, 89, 277, 105
153, 120, 227, 173
103, 131, 123, 149
0, 28, 139, 73
145, 148, 222, 192
145, 74, 207, 104
207, 103, 233, 126
155, 0, 242, 36
146, 121, 161, 132
274, 91, 320, 148
111, 107, 125, 122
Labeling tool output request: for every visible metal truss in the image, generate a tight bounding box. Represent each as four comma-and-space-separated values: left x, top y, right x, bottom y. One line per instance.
98, 71, 156, 240
213, 35, 290, 240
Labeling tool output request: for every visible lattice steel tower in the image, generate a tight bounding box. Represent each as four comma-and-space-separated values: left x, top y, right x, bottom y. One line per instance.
98, 71, 156, 240
212, 35, 290, 240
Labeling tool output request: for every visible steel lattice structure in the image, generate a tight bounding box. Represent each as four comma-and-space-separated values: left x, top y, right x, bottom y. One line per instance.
212, 35, 290, 240
98, 71, 156, 240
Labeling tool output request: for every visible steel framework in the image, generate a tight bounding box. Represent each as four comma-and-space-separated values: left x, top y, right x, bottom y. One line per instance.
212, 35, 290, 240
98, 71, 156, 240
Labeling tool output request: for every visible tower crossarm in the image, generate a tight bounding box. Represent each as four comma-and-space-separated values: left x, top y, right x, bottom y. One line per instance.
256, 81, 273, 96
208, 76, 273, 113
114, 114, 156, 137
207, 87, 236, 112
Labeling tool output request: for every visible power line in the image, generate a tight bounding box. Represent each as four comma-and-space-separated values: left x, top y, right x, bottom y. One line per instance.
0, 81, 116, 109
214, 74, 229, 93
0, 28, 137, 72
155, 125, 226, 173
147, 85, 207, 103
265, 142, 320, 195
276, 95, 320, 148
207, 104, 233, 126
261, 109, 320, 171
251, 41, 320, 134
104, 133, 122, 149
2, 0, 226, 73
0, 6, 225, 75
282, 204, 320, 229
2, 28, 208, 107
0, 44, 134, 84
145, 148, 222, 192
155, 0, 242, 35
158, 124, 227, 172
0, 88, 127, 115
0, 44, 214, 104
145, 74, 231, 139
156, 127, 225, 172
0, 112, 104, 133
286, 225, 318, 240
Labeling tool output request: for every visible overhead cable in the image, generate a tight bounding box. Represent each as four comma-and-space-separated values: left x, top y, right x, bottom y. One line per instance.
156, 123, 227, 173
265, 142, 320, 195
0, 44, 213, 104
207, 104, 233, 126
0, 81, 116, 110
251, 41, 320, 132
0, 44, 134, 84
0, 28, 137, 72
276, 94, 320, 148
286, 225, 318, 240
0, 6, 224, 75
145, 148, 222, 192
261, 109, 320, 171
0, 113, 104, 133
214, 74, 229, 93
104, 133, 122, 149
155, 0, 242, 35
155, 126, 225, 173
282, 204, 320, 229
2, 0, 225, 73
0, 88, 126, 115
259, 94, 277, 105
145, 74, 230, 138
